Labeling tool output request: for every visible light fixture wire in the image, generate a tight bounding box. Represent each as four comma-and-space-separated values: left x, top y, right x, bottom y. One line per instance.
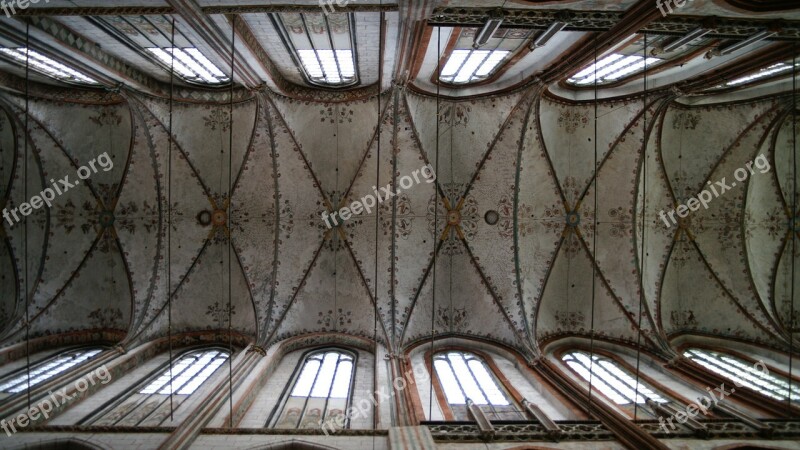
586, 34, 599, 417
23, 21, 31, 411
632, 32, 649, 420
227, 14, 236, 427
167, 16, 175, 421
428, 23, 442, 421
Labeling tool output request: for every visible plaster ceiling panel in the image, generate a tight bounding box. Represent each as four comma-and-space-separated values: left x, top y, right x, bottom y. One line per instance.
406, 91, 524, 188
684, 103, 783, 337
120, 96, 218, 344
259, 94, 328, 341
268, 235, 380, 346
774, 114, 800, 209
771, 114, 800, 334
536, 231, 644, 346
269, 92, 388, 198
463, 89, 537, 339
114, 100, 163, 340
22, 101, 131, 189
3, 100, 98, 332
660, 100, 780, 202
579, 101, 665, 342
743, 128, 787, 327
159, 99, 257, 202
0, 107, 17, 334
353, 92, 444, 344
636, 106, 678, 347
660, 239, 775, 343
402, 241, 524, 352
0, 109, 46, 343
516, 96, 567, 350
228, 96, 279, 337
341, 97, 397, 344
539, 96, 642, 209
22, 230, 131, 338
166, 241, 256, 336
774, 234, 800, 337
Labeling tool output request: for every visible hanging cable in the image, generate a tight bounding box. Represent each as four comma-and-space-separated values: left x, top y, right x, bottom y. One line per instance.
632, 32, 649, 421
427, 24, 442, 421
23, 21, 31, 411
372, 5, 384, 444
167, 17, 176, 421
789, 41, 797, 410
586, 34, 599, 417
227, 14, 236, 427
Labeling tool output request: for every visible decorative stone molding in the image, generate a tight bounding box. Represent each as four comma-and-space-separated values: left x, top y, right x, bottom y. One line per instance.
424, 421, 615, 442
428, 7, 800, 40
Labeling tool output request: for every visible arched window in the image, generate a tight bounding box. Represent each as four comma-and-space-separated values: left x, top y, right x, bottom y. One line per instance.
684, 348, 800, 403
437, 28, 530, 85
433, 351, 524, 421
0, 348, 104, 395
271, 13, 359, 87
90, 15, 229, 86
562, 351, 669, 406
82, 348, 229, 426
270, 349, 356, 430
0, 48, 99, 85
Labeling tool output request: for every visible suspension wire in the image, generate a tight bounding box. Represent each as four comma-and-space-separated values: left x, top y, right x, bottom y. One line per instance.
586, 34, 599, 417
372, 5, 383, 444
167, 17, 175, 421
23, 21, 31, 411
632, 32, 649, 421
227, 14, 236, 427
789, 41, 797, 409
427, 24, 442, 420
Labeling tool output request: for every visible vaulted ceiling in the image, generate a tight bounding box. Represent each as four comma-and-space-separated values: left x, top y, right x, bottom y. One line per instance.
0, 0, 799, 362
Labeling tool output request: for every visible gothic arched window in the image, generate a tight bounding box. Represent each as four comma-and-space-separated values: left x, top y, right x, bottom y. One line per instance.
433, 351, 525, 421
562, 351, 669, 405
684, 348, 799, 404
82, 348, 229, 426
0, 347, 104, 396
270, 349, 356, 430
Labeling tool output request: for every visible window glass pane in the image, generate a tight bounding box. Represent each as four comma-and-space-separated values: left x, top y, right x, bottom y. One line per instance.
0, 349, 102, 393
330, 360, 353, 398
440, 49, 510, 84
275, 13, 358, 87
310, 352, 340, 398
434, 352, 516, 410
467, 359, 509, 406
139, 350, 228, 396
291, 359, 321, 397
684, 349, 799, 403
562, 351, 668, 405
275, 350, 356, 429
145, 48, 229, 84
434, 359, 466, 404
568, 53, 661, 86
0, 48, 99, 85
448, 353, 488, 404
